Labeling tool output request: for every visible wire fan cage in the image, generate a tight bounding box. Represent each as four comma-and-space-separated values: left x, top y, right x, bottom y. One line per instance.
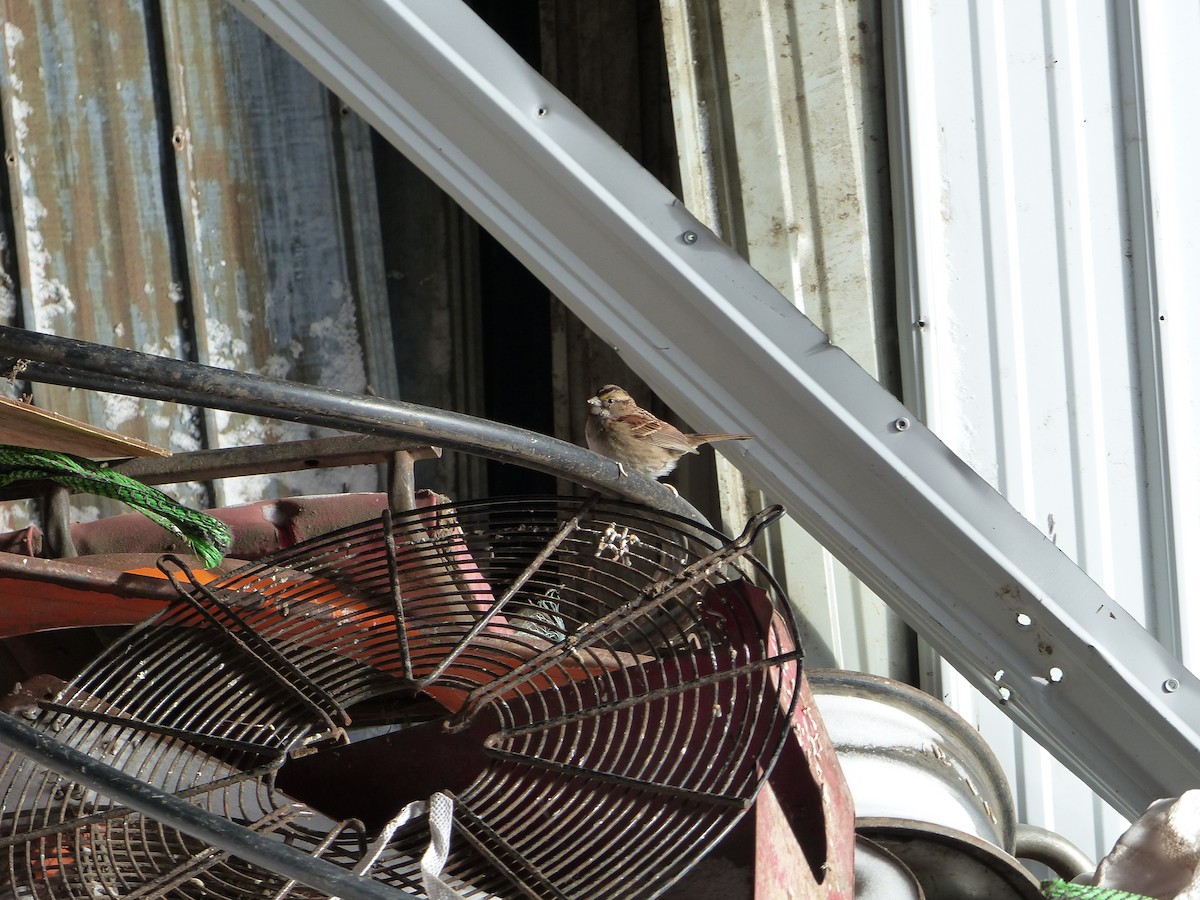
0, 495, 801, 899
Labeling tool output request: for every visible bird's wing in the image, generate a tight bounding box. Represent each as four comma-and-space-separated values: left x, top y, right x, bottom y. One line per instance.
617, 412, 699, 454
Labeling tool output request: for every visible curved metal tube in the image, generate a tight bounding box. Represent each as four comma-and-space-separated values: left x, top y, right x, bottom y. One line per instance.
1014, 823, 1094, 881
0, 327, 706, 524
0, 711, 406, 900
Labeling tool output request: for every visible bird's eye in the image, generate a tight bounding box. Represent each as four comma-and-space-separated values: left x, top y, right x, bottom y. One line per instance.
605, 397, 615, 405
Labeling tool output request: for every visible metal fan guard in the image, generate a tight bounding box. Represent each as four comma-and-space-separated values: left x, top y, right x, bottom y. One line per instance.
0, 495, 801, 899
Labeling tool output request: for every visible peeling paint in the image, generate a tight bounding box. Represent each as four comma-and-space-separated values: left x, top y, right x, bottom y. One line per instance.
98, 391, 141, 430
203, 320, 249, 371
308, 286, 367, 391
3, 2, 389, 519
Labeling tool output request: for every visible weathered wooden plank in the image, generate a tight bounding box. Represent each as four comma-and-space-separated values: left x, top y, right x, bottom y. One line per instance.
0, 0, 207, 521
0, 395, 168, 457
159, 0, 396, 505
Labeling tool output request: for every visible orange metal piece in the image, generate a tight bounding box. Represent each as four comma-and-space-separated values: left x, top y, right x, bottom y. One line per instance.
0, 556, 174, 639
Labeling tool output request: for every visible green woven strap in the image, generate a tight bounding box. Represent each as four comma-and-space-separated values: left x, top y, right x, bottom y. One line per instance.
0, 445, 232, 568
1042, 878, 1159, 900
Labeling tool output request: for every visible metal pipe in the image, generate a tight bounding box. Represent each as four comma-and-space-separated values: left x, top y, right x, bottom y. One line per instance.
1014, 823, 1095, 881
0, 711, 407, 900
0, 327, 704, 524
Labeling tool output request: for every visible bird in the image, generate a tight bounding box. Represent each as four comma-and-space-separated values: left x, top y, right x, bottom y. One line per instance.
585, 384, 752, 479
0, 445, 233, 568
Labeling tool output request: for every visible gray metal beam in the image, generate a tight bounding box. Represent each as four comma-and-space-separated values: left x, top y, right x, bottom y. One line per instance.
224, 0, 1200, 816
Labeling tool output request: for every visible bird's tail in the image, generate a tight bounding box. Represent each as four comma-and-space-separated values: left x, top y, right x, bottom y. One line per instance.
694, 433, 753, 444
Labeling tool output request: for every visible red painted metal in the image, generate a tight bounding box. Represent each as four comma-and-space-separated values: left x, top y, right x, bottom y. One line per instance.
663, 672, 857, 899
754, 673, 856, 898
0, 492, 406, 638
0, 553, 174, 639
0, 490, 421, 563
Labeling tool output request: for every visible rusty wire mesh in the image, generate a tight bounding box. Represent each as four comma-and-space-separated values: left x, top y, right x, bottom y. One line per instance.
0, 495, 800, 899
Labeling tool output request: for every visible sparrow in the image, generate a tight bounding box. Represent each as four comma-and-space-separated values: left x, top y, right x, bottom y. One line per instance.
585, 384, 752, 479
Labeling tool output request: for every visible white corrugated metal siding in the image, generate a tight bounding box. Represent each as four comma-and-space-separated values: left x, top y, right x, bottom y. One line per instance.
888, 0, 1199, 860
660, 0, 913, 680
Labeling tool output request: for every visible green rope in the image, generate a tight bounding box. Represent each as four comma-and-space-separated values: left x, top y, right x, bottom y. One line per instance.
0, 445, 232, 568
1042, 879, 1160, 900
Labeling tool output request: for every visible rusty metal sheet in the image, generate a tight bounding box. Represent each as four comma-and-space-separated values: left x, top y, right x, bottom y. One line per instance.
0, 553, 174, 638
753, 672, 856, 898
0, 0, 205, 516
0, 394, 169, 457
158, 0, 396, 508
0, 0, 404, 528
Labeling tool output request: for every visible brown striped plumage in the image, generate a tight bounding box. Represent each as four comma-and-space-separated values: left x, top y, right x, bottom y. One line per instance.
585, 384, 751, 478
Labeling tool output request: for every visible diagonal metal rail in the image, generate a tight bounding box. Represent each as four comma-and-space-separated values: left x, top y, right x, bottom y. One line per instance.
210, 0, 1200, 816
0, 327, 700, 522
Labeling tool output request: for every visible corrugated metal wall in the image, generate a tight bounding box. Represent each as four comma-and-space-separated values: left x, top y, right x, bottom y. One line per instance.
659, 0, 915, 681
0, 0, 700, 513
887, 0, 1199, 860
660, 0, 1198, 866
0, 0, 393, 518
0, 0, 573, 516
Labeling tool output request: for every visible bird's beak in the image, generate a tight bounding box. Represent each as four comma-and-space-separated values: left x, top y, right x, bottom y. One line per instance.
587, 395, 600, 408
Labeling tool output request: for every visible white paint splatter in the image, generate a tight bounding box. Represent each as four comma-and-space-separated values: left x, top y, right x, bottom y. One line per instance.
167, 417, 201, 453
98, 391, 140, 430
33, 279, 76, 324
308, 285, 367, 391
3, 70, 77, 327
204, 320, 249, 371
8, 95, 31, 143
3, 23, 25, 86
0, 230, 12, 320
73, 502, 102, 525
0, 273, 17, 322
262, 352, 293, 379
0, 499, 34, 534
